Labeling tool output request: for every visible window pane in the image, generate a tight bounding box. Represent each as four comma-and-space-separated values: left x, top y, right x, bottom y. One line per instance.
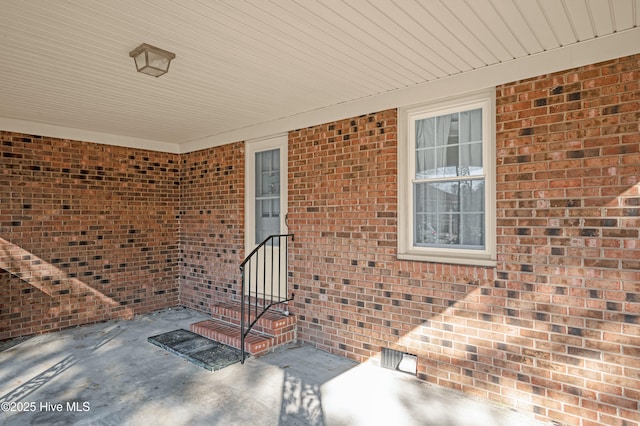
459, 142, 483, 176
255, 149, 280, 244
434, 145, 459, 178
414, 179, 485, 249
260, 150, 270, 168
436, 113, 457, 149
460, 214, 484, 246
460, 179, 485, 246
415, 117, 435, 149
258, 199, 270, 218
460, 109, 482, 143
461, 180, 485, 213
416, 117, 436, 178
256, 149, 280, 197
459, 109, 483, 176
255, 199, 280, 244
416, 148, 435, 178
415, 112, 483, 179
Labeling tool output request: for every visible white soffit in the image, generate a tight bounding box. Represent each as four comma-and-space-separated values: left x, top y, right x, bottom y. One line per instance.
183, 28, 640, 153
0, 0, 638, 154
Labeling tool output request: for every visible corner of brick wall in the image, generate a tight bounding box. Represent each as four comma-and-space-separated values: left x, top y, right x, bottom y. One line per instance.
178, 142, 245, 313
0, 133, 181, 339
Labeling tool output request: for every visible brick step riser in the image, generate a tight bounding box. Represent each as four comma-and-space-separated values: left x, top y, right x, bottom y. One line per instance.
190, 322, 270, 355
190, 319, 297, 358
211, 304, 295, 335
211, 312, 293, 336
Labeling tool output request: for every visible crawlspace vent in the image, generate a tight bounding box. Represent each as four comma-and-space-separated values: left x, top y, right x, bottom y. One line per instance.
381, 348, 417, 375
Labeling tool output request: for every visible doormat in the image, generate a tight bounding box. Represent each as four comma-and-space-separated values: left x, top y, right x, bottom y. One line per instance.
148, 329, 243, 371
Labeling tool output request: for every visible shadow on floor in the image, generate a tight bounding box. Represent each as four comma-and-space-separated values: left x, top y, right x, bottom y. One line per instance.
0, 308, 546, 426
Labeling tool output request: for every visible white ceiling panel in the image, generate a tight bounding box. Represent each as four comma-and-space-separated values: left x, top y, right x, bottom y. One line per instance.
563, 0, 599, 41
466, 0, 527, 59
410, 0, 497, 68
588, 0, 615, 35
0, 0, 638, 152
537, 0, 579, 47
374, 0, 480, 73
611, 0, 636, 30
439, 1, 513, 63
497, 0, 544, 53
514, 0, 559, 50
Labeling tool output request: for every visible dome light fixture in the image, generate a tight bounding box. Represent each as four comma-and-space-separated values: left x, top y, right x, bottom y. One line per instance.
129, 43, 175, 78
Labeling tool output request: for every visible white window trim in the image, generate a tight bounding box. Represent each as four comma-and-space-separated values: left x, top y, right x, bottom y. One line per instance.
398, 89, 497, 267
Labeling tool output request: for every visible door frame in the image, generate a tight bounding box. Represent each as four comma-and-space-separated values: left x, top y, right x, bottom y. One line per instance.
244, 133, 288, 257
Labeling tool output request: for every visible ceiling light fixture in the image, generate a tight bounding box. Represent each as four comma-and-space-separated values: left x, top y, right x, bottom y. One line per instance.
129, 43, 175, 78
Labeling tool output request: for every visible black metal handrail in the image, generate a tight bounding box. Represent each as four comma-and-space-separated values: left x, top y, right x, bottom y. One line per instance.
239, 233, 294, 363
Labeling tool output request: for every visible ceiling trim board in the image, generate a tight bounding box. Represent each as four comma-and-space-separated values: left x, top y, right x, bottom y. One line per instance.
0, 117, 179, 154
180, 27, 640, 153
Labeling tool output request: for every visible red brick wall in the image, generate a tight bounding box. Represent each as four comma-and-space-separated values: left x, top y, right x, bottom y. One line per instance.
1, 53, 638, 426
179, 143, 245, 312
287, 111, 500, 391
495, 54, 640, 426
0, 133, 180, 339
288, 54, 640, 426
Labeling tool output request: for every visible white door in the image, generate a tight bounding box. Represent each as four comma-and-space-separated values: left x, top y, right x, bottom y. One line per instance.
245, 135, 288, 301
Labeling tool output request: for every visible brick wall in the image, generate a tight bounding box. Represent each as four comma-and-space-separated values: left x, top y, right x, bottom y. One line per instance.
495, 54, 640, 426
179, 143, 245, 312
1, 52, 638, 426
0, 133, 180, 339
288, 54, 640, 426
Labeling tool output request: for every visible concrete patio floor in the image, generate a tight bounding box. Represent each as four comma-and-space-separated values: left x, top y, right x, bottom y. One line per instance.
0, 308, 547, 426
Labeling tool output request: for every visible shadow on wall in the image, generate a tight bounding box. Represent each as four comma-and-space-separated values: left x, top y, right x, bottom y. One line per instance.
386, 159, 640, 421
0, 237, 134, 339
288, 61, 640, 424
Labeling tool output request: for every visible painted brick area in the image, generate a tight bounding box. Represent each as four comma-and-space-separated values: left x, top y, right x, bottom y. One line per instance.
0, 133, 180, 339
288, 55, 640, 426
179, 143, 245, 312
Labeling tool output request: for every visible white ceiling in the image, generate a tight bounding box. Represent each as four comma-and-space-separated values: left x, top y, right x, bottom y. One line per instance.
1, 0, 639, 153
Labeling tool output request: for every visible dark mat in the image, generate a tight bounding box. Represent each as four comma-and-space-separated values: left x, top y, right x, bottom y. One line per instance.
148, 329, 242, 371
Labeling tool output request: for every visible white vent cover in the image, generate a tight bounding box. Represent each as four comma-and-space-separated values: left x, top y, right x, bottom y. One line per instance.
381, 348, 417, 375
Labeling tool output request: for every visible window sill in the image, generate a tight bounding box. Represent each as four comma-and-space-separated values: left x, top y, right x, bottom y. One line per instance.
397, 251, 497, 268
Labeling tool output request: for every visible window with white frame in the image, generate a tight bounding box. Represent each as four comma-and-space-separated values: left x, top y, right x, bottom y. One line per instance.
398, 91, 496, 266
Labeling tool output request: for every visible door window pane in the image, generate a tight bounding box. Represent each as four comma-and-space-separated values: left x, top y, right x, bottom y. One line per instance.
255, 149, 280, 244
